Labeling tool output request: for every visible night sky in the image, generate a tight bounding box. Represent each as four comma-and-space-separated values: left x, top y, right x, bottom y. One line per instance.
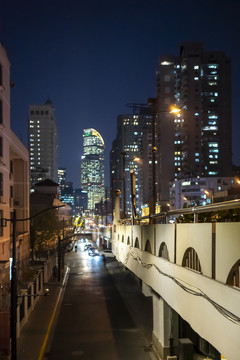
0, 0, 239, 187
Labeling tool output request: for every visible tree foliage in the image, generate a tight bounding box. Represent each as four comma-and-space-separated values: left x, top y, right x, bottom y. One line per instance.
30, 211, 60, 252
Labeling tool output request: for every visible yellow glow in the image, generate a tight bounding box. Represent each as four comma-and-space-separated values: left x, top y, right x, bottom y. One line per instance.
170, 105, 181, 114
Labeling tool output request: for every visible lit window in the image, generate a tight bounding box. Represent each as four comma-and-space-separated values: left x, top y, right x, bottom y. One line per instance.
161, 61, 173, 66
208, 64, 218, 69
194, 65, 199, 69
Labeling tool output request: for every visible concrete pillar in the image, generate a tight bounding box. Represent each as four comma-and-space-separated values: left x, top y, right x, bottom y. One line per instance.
113, 189, 121, 224
152, 293, 177, 360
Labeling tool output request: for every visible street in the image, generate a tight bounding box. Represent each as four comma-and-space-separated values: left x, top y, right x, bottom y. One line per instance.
44, 240, 155, 360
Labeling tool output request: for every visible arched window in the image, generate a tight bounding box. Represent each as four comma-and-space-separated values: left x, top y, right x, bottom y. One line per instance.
127, 236, 130, 245
159, 242, 169, 260
182, 247, 201, 273
226, 259, 240, 288
145, 240, 152, 254
134, 237, 139, 248
121, 235, 124, 243
117, 234, 119, 241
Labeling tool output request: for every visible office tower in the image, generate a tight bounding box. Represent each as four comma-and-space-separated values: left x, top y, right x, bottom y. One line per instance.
28, 99, 58, 187
80, 128, 105, 211
110, 105, 153, 216
58, 167, 66, 197
61, 181, 74, 208
73, 188, 88, 215
155, 42, 232, 201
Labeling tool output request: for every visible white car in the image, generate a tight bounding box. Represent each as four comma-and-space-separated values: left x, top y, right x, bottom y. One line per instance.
88, 247, 99, 256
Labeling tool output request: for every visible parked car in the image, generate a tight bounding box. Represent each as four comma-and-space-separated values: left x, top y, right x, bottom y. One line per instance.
84, 244, 92, 251
64, 242, 73, 253
88, 247, 99, 256
103, 249, 114, 257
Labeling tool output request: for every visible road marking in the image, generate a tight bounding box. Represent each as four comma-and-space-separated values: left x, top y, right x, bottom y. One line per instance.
38, 267, 70, 360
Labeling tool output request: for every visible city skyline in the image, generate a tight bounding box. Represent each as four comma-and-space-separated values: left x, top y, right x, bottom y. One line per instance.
0, 0, 239, 187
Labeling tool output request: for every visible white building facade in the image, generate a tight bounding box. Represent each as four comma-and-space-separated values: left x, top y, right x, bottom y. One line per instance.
0, 43, 30, 289
170, 176, 236, 209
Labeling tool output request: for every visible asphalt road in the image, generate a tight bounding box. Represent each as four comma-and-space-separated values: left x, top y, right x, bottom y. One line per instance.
44, 240, 155, 360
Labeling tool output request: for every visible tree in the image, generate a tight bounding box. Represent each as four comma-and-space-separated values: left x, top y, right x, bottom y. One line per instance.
30, 211, 60, 253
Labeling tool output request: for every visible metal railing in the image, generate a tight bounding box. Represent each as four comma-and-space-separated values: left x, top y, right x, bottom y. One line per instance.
137, 198, 240, 223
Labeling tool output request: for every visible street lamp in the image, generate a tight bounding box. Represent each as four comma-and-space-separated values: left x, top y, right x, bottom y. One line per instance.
148, 99, 181, 221
204, 189, 214, 203
170, 105, 181, 114
130, 169, 136, 225
121, 151, 126, 219
4, 204, 65, 360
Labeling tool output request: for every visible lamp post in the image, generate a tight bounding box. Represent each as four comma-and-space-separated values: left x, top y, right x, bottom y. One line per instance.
5, 204, 65, 360
148, 98, 181, 222
130, 169, 136, 225
204, 189, 214, 203
121, 151, 126, 219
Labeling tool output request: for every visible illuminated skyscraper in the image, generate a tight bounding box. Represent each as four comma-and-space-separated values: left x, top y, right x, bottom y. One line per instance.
155, 42, 232, 201
80, 128, 105, 210
28, 99, 58, 187
58, 167, 66, 197
110, 105, 153, 216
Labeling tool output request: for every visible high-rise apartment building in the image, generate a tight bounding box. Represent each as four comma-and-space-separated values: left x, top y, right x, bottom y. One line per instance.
110, 105, 153, 216
155, 42, 232, 201
28, 99, 58, 187
81, 128, 105, 211
58, 167, 66, 197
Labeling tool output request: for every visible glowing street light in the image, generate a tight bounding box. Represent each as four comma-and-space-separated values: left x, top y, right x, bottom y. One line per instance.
149, 100, 182, 222
170, 105, 181, 114
204, 189, 214, 203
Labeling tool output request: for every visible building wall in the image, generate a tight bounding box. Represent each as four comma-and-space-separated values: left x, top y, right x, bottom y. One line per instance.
111, 109, 152, 216
216, 222, 240, 283
0, 43, 30, 280
112, 194, 240, 359
156, 43, 232, 202
28, 100, 58, 186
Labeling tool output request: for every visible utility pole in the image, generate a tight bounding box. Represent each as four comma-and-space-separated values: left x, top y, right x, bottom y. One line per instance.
58, 235, 62, 282
10, 209, 17, 360
5, 205, 65, 359
121, 152, 126, 219
130, 170, 136, 225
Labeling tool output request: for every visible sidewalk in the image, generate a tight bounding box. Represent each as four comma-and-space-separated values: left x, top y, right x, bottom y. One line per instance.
17, 268, 69, 360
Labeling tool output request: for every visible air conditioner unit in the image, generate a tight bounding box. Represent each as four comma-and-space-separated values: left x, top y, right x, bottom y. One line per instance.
178, 338, 193, 360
